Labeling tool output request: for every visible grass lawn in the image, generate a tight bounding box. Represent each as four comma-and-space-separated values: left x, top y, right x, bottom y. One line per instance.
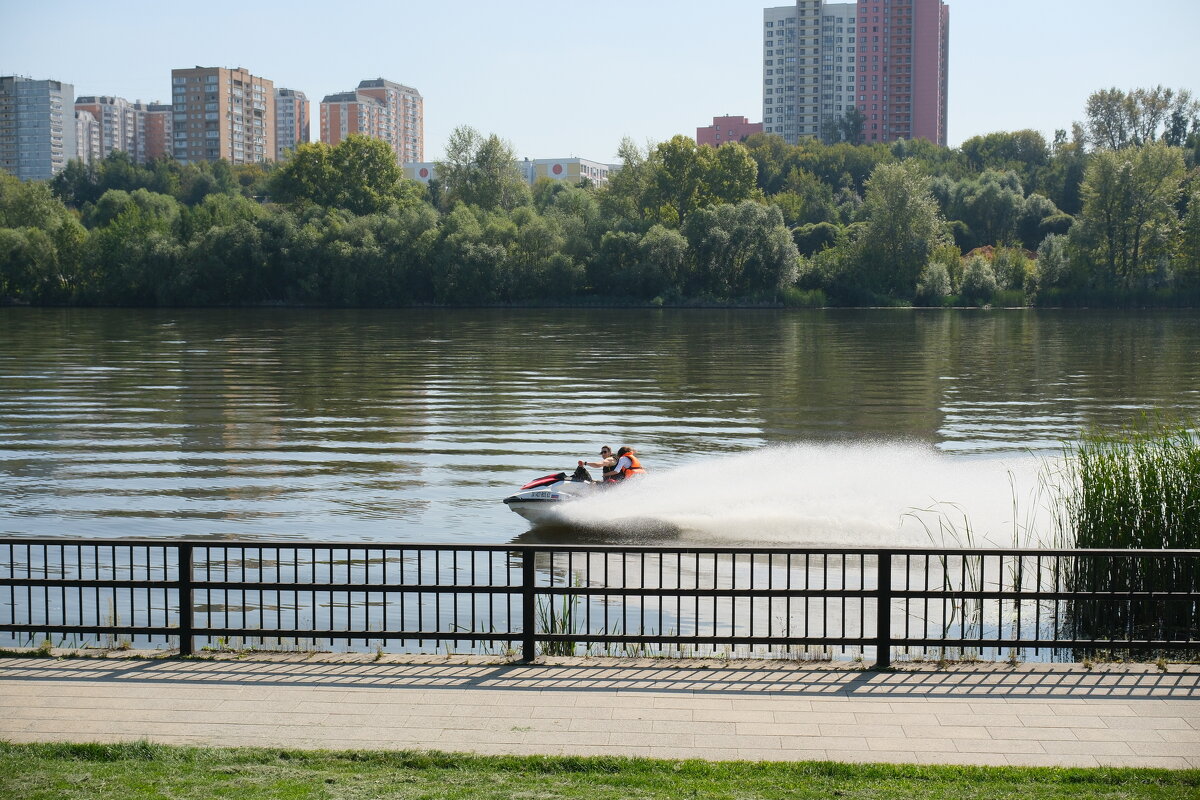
1, 741, 1197, 800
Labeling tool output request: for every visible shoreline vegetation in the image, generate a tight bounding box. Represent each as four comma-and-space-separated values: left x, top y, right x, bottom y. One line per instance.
0, 86, 1197, 310
1, 741, 1197, 799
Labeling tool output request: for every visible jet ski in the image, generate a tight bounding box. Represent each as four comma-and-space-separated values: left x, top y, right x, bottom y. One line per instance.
503, 464, 601, 524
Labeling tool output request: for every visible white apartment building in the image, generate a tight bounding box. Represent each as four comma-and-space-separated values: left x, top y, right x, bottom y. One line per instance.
274, 88, 309, 160
819, 3, 858, 133
403, 157, 617, 187
0, 76, 76, 180
74, 109, 101, 165
763, 1, 857, 144
74, 95, 142, 162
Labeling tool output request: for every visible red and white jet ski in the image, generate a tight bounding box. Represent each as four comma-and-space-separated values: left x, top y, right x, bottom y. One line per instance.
503, 465, 603, 524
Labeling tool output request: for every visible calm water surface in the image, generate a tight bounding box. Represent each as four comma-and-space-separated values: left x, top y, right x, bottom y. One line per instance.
1, 308, 1197, 545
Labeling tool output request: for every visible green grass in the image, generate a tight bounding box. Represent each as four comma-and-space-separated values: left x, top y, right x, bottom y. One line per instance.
0, 741, 1196, 800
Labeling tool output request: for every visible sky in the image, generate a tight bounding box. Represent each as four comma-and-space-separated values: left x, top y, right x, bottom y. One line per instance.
2, 0, 1198, 163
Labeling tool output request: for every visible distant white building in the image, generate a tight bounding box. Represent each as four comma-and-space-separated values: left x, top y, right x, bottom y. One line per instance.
74, 109, 101, 165
403, 157, 617, 187
518, 158, 614, 187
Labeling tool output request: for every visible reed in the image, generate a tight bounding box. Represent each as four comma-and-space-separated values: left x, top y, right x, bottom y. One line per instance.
1052, 421, 1200, 649
1058, 423, 1200, 550
535, 592, 581, 657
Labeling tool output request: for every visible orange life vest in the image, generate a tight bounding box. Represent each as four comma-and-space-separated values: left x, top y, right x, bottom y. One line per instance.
621, 454, 647, 479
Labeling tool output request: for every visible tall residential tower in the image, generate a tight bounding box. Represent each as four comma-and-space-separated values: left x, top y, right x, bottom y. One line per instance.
274, 88, 309, 160
763, 0, 947, 145
0, 76, 76, 180
854, 0, 948, 145
320, 78, 423, 163
170, 66, 275, 164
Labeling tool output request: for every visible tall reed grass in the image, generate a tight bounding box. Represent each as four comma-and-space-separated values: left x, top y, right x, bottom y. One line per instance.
1059, 423, 1200, 550
1052, 422, 1200, 649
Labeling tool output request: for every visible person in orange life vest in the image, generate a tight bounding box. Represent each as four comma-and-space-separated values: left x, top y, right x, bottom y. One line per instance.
579, 446, 617, 479
609, 446, 647, 481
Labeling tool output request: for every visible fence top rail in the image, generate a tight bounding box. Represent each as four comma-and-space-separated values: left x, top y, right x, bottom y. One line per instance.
0, 537, 1197, 558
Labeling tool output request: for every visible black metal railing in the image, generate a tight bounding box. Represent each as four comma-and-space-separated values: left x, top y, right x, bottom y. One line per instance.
1, 539, 1196, 666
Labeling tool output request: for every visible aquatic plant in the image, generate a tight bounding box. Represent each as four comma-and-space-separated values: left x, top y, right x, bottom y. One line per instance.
535, 591, 581, 657
1052, 421, 1200, 651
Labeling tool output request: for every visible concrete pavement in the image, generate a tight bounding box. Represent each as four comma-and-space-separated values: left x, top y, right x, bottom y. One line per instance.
0, 655, 1197, 768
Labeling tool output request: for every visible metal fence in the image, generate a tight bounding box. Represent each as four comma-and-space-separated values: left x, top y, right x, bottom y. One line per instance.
1, 539, 1197, 666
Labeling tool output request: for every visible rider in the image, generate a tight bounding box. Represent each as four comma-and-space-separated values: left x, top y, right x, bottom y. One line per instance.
609, 446, 647, 481
581, 446, 617, 479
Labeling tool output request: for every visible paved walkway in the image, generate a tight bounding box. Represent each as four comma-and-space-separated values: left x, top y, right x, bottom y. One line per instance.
1, 655, 1197, 768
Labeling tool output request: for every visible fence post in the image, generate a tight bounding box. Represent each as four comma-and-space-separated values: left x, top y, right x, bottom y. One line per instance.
875, 551, 892, 669
521, 549, 536, 662
178, 543, 194, 657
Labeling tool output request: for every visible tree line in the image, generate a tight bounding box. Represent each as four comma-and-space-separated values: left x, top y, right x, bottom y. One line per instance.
1, 85, 1198, 308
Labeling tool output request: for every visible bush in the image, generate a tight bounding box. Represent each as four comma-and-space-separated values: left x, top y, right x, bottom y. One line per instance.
792, 222, 839, 256
992, 289, 1026, 307
914, 260, 950, 306
959, 254, 998, 306
781, 286, 826, 307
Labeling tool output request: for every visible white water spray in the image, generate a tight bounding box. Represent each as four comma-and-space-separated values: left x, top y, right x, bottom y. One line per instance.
554, 444, 1059, 547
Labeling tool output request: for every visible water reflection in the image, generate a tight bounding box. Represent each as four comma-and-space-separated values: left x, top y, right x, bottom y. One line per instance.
1, 308, 1198, 544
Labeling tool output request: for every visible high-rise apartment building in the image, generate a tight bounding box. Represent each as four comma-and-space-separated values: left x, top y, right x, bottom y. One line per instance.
321, 78, 423, 162
138, 102, 173, 162
74, 109, 101, 165
74, 96, 172, 164
170, 66, 275, 164
855, 0, 948, 145
762, 0, 947, 145
320, 91, 388, 145
274, 88, 309, 160
1, 76, 76, 180
820, 3, 858, 136
762, 2, 823, 144
356, 79, 423, 163
75, 96, 142, 162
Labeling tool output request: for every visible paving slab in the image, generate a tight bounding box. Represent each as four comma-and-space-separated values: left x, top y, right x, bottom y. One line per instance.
0, 655, 1196, 767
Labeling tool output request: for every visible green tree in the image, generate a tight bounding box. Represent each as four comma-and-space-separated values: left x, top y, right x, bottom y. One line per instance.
1085, 86, 1200, 150
741, 132, 792, 194
639, 224, 688, 299
643, 135, 711, 227
954, 170, 1026, 246
820, 108, 866, 145
270, 136, 417, 215
85, 188, 181, 229
432, 204, 509, 303
707, 143, 759, 206
1174, 189, 1200, 291
852, 161, 946, 299
0, 173, 87, 301
959, 254, 998, 306
1035, 233, 1071, 290
960, 130, 1049, 191
1073, 142, 1186, 289
0, 227, 57, 301
915, 260, 950, 306
641, 137, 758, 228
436, 126, 530, 212
683, 201, 798, 299
599, 137, 652, 225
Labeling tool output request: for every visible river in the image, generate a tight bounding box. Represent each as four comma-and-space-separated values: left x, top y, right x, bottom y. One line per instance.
2, 308, 1197, 546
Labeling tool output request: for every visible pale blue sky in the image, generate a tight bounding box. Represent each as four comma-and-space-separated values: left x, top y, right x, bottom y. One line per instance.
2, 0, 1196, 162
